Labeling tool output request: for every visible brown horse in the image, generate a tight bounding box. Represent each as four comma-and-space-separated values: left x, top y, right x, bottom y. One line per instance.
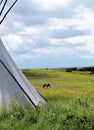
43, 83, 51, 88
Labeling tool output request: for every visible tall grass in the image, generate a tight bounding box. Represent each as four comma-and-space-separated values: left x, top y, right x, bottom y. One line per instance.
0, 98, 94, 130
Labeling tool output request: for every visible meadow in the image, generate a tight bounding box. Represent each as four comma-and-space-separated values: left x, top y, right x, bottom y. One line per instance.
0, 69, 94, 130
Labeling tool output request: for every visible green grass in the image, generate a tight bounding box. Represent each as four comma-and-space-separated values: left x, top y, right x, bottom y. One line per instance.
24, 69, 94, 100
1, 69, 94, 130
0, 99, 94, 130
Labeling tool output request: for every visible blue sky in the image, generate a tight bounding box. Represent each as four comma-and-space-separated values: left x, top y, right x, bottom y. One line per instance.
1, 0, 94, 68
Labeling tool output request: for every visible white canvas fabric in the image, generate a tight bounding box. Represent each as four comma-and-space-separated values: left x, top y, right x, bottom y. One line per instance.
0, 39, 46, 108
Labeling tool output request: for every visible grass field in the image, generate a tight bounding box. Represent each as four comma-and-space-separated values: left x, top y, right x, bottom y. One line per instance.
0, 69, 94, 130
23, 69, 94, 100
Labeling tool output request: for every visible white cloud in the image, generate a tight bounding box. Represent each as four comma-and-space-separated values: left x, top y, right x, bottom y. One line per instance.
36, 0, 71, 9
80, 55, 94, 59
79, 43, 94, 53
75, 5, 94, 31
6, 34, 23, 44
1, 0, 94, 68
65, 36, 94, 44
3, 34, 23, 50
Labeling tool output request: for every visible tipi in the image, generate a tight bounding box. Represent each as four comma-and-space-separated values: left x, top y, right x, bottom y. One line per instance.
0, 39, 46, 108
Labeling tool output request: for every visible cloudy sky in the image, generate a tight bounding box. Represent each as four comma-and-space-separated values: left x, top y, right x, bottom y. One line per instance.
1, 0, 94, 68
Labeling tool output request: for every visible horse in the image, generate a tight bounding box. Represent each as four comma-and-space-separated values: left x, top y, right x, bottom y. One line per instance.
43, 83, 51, 88
43, 83, 47, 88
46, 83, 51, 88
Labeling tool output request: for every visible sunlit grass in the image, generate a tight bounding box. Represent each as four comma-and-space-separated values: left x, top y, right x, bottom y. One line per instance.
23, 69, 94, 101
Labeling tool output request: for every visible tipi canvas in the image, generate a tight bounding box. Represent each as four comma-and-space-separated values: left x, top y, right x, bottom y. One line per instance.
0, 39, 46, 108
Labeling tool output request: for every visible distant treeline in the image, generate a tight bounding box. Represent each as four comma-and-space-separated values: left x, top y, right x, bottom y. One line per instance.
65, 67, 94, 72
45, 67, 94, 72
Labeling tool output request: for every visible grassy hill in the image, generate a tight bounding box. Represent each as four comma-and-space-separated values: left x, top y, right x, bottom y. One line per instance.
0, 69, 94, 130
23, 69, 94, 100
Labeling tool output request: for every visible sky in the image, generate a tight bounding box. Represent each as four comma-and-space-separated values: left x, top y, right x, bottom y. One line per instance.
1, 0, 94, 68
